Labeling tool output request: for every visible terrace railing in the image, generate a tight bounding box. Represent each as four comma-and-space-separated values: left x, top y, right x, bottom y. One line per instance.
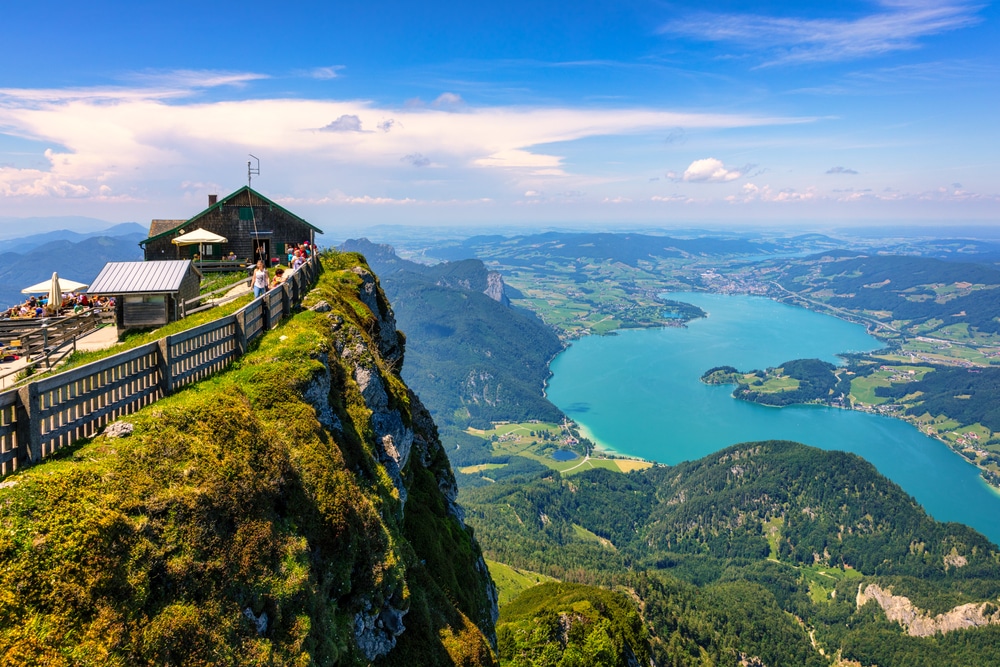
0, 257, 318, 478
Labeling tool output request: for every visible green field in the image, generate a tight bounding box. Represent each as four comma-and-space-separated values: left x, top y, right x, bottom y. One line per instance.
801, 564, 863, 604
467, 421, 653, 476
485, 559, 557, 606
499, 258, 700, 338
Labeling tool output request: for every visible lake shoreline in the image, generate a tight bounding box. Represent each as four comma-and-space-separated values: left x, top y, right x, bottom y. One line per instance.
545, 290, 1000, 543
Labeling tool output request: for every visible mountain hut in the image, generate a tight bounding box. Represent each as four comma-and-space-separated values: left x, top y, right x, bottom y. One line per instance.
139, 187, 322, 269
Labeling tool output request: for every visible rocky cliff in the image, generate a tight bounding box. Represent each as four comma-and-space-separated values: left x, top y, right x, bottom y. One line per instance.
0, 251, 498, 665
856, 583, 1000, 637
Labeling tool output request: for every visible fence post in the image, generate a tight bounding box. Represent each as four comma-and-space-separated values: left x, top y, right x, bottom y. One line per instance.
281, 282, 290, 318
261, 293, 271, 331
16, 383, 42, 464
290, 272, 300, 305
235, 309, 248, 357
157, 338, 173, 396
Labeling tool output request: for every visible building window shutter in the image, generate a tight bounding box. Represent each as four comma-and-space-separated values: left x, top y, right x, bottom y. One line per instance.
239, 206, 253, 220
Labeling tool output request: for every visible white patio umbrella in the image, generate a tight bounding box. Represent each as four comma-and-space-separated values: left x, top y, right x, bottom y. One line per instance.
21, 273, 90, 295
171, 228, 228, 260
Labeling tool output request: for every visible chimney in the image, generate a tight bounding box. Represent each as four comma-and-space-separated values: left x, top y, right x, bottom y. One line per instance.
208, 194, 218, 206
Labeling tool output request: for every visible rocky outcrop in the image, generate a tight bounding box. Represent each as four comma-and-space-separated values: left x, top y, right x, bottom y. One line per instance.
484, 271, 511, 306
857, 583, 1000, 636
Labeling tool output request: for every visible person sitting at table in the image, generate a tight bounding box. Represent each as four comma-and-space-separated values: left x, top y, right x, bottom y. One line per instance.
226, 251, 237, 261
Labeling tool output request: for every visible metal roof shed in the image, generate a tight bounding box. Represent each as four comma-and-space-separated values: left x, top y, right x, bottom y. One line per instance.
89, 260, 202, 329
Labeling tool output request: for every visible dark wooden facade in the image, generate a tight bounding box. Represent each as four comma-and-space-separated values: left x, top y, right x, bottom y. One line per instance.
140, 187, 322, 264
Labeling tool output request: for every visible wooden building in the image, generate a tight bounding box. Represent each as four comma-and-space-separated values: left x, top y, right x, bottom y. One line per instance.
140, 186, 322, 264
88, 260, 201, 329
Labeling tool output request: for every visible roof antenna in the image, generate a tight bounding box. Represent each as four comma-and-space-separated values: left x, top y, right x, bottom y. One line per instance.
247, 154, 260, 189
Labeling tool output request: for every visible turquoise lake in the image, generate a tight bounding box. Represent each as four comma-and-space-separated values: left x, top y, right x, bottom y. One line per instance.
547, 291, 1000, 545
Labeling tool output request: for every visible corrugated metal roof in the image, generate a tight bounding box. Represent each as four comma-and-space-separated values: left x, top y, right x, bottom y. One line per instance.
88, 261, 195, 294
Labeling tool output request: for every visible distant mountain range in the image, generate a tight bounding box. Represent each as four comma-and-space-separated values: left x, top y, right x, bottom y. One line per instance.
0, 223, 146, 310
0, 216, 134, 241
0, 222, 146, 254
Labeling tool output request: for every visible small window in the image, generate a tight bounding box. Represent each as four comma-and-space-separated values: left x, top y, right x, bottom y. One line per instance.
125, 295, 165, 304
239, 207, 254, 221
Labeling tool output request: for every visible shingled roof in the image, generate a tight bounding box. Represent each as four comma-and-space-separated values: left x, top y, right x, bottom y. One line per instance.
148, 219, 186, 239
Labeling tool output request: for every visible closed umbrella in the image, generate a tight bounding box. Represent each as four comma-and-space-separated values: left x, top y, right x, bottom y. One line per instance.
49, 272, 61, 313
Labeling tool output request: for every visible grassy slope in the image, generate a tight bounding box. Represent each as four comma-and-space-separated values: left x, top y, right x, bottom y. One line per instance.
0, 252, 496, 666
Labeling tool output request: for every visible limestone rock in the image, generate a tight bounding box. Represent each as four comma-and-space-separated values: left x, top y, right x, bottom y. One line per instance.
104, 421, 133, 439
484, 271, 511, 306
857, 583, 1000, 636
354, 602, 408, 661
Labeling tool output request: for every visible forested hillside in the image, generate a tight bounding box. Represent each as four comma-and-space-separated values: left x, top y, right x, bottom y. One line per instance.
340, 239, 564, 431
465, 440, 1000, 665
778, 253, 1000, 335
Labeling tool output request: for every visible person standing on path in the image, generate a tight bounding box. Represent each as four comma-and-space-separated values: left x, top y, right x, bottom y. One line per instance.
252, 260, 269, 298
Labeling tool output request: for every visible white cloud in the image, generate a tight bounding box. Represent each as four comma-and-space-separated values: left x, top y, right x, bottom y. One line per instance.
321, 114, 363, 132
676, 158, 745, 183
662, 2, 982, 65
728, 182, 816, 203
0, 81, 807, 210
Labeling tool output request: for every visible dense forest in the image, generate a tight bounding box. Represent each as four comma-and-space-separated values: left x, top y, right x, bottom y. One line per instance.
464, 440, 1000, 665
720, 358, 844, 407
876, 366, 1000, 431
341, 239, 565, 430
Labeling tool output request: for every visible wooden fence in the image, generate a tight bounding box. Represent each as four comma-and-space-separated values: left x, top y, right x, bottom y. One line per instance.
0, 309, 103, 359
0, 257, 318, 478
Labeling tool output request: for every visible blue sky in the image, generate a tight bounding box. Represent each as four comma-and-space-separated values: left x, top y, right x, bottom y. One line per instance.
1, 1, 998, 233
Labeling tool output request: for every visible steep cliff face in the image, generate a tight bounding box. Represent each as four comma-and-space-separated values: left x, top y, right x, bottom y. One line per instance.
856, 584, 1000, 637
0, 252, 498, 666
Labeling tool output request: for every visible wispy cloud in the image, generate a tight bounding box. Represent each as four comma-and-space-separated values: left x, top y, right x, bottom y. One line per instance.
401, 153, 432, 167
827, 166, 859, 174
309, 66, 345, 80
122, 69, 268, 88
0, 69, 268, 104
661, 2, 983, 65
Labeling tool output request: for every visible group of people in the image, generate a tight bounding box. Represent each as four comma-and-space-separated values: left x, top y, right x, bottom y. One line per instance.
1, 293, 115, 320
251, 242, 315, 298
